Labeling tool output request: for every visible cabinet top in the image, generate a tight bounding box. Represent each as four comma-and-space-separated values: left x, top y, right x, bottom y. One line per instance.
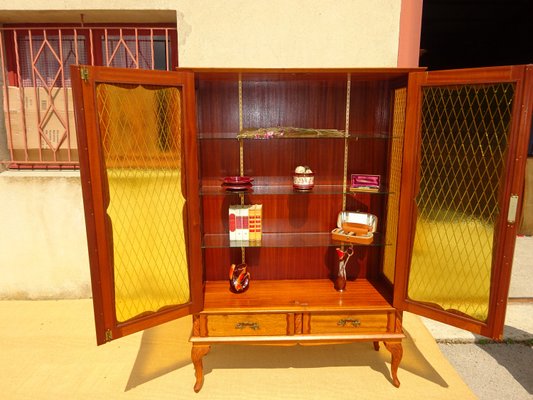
179, 67, 425, 81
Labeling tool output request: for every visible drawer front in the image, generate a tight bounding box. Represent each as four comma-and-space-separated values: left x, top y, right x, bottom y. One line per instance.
308, 312, 389, 334
207, 313, 288, 337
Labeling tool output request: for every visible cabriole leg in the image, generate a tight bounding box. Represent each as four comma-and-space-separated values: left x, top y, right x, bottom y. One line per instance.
384, 341, 403, 388
191, 344, 211, 392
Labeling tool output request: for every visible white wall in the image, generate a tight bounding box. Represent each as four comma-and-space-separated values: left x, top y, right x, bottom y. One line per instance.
176, 0, 401, 67
0, 171, 91, 299
0, 0, 402, 67
0, 0, 404, 298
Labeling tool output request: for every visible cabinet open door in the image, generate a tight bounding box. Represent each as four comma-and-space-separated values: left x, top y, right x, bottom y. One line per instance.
394, 65, 532, 339
71, 66, 204, 345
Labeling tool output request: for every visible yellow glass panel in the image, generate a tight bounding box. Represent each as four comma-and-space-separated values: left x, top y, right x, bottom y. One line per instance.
407, 83, 515, 322
383, 87, 407, 283
96, 83, 190, 323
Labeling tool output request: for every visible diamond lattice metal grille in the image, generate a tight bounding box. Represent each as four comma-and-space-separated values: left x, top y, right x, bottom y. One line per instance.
95, 83, 190, 323
407, 83, 515, 322
383, 87, 407, 283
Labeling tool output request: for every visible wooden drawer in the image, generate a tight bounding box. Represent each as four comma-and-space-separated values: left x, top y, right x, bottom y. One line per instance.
308, 312, 389, 334
206, 313, 289, 337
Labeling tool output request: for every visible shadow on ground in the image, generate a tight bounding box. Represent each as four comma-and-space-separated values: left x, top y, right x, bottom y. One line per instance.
124, 320, 449, 391
476, 326, 533, 395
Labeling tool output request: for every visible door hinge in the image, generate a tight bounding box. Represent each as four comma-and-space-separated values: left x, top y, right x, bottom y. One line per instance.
105, 329, 113, 342
507, 194, 519, 224
80, 67, 89, 83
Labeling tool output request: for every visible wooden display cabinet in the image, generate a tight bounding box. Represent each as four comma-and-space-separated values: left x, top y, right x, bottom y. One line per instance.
71, 65, 532, 392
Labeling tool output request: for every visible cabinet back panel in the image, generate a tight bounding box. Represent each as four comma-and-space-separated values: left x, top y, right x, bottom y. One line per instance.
196, 79, 239, 135
348, 80, 391, 135
243, 139, 345, 185
195, 70, 407, 293
242, 79, 347, 130
204, 247, 374, 281
347, 140, 390, 180
199, 139, 241, 184
345, 193, 386, 220
202, 194, 342, 234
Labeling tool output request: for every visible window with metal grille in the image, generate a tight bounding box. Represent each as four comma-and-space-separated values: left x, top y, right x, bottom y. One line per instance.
16, 31, 88, 87
0, 25, 178, 168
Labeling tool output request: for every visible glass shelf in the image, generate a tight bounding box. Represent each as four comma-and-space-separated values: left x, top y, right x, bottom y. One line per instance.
348, 188, 393, 195
202, 232, 386, 248
198, 131, 400, 140
200, 184, 393, 196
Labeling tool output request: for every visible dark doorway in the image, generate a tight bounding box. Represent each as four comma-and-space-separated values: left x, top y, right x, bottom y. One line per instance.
420, 0, 532, 70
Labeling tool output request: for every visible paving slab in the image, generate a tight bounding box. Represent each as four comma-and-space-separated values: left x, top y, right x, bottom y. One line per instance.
438, 342, 533, 400
422, 303, 533, 343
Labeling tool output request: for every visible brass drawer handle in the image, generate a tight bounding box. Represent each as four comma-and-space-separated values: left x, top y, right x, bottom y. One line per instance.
337, 318, 361, 327
235, 322, 260, 330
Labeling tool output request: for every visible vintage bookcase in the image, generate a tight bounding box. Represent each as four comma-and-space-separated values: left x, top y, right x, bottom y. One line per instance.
71, 65, 532, 392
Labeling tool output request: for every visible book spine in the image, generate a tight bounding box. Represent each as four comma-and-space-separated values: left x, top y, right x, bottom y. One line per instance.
242, 205, 250, 241
256, 204, 262, 241
249, 205, 256, 241
235, 205, 243, 241
229, 205, 237, 241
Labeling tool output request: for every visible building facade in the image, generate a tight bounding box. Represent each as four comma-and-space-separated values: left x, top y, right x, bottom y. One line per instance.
0, 1, 422, 298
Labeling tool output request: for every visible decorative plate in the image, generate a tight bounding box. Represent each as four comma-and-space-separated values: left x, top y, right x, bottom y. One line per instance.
222, 176, 254, 184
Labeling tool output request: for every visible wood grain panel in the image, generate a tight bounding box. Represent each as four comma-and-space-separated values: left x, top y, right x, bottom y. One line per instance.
201, 193, 342, 234
199, 139, 241, 184
196, 78, 239, 135
203, 247, 337, 281
308, 312, 389, 334
202, 279, 394, 313
348, 80, 391, 135
242, 77, 347, 130
206, 313, 288, 336
347, 139, 391, 180
203, 244, 383, 281
242, 139, 345, 186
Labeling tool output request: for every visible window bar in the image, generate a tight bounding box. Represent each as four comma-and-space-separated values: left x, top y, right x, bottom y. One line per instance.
104, 29, 109, 66
89, 28, 95, 66
165, 29, 170, 70
134, 28, 139, 69
29, 29, 44, 161
0, 30, 16, 162
58, 29, 72, 162
33, 29, 55, 160
73, 29, 79, 65
150, 29, 155, 69
52, 31, 70, 158
14, 29, 30, 162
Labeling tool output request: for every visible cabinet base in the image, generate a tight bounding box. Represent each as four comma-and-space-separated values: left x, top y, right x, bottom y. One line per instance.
191, 344, 211, 393
190, 340, 402, 392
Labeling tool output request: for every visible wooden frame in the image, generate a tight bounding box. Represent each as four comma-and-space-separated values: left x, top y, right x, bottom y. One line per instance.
71, 65, 203, 344
394, 65, 532, 339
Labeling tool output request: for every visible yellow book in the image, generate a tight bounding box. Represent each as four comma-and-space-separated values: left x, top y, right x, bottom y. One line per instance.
255, 204, 263, 242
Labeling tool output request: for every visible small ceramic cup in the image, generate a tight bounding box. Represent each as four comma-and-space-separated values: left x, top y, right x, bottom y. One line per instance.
293, 172, 315, 191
